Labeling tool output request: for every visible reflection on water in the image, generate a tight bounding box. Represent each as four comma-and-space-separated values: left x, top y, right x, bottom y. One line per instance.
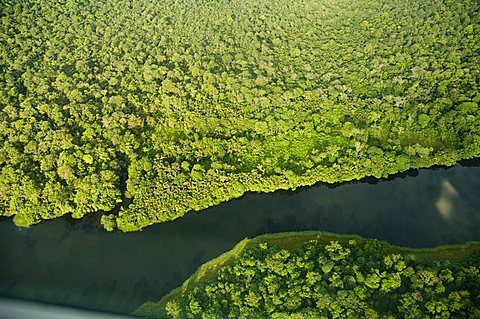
0, 162, 479, 315
0, 298, 130, 319
435, 179, 460, 220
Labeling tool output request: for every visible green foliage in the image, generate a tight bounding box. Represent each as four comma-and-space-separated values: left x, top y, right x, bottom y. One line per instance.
100, 214, 117, 232
1, 0, 479, 230
134, 235, 480, 318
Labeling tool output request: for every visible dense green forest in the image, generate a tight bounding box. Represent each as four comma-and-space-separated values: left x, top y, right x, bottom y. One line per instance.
134, 232, 480, 319
1, 0, 479, 231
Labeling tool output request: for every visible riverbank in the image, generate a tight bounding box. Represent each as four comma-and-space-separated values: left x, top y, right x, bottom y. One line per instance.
2, 164, 479, 315
134, 231, 480, 318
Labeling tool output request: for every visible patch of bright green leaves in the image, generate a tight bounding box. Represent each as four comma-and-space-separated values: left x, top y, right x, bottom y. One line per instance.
0, 0, 479, 230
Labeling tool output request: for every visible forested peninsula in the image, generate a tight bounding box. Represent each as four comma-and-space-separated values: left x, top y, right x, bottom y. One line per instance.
1, 0, 479, 231
134, 232, 480, 319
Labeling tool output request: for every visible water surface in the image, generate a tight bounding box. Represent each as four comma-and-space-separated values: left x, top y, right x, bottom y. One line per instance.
1, 162, 479, 314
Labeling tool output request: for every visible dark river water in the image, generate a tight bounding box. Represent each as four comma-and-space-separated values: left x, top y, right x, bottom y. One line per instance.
1, 162, 480, 315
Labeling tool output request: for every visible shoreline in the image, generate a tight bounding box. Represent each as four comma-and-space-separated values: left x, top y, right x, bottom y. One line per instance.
134, 230, 480, 318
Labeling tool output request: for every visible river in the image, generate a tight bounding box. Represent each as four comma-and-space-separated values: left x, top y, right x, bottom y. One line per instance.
1, 161, 479, 315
